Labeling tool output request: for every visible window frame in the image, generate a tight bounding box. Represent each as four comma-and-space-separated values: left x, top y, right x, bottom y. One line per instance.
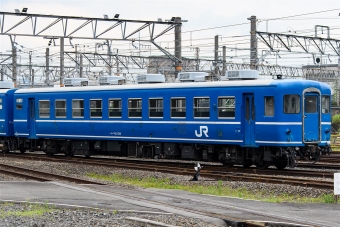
108, 98, 122, 118
72, 99, 84, 118
264, 96, 274, 117
283, 94, 300, 114
170, 97, 186, 118
128, 98, 142, 118
321, 95, 330, 114
304, 96, 317, 113
193, 97, 210, 118
55, 99, 67, 118
217, 96, 235, 119
90, 99, 102, 118
39, 100, 50, 118
149, 98, 163, 118
16, 98, 23, 110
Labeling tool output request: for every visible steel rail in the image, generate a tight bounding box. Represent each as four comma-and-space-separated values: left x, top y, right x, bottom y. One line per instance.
0, 153, 334, 190
0, 163, 104, 185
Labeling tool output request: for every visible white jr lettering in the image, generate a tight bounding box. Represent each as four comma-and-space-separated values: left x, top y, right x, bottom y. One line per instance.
195, 126, 209, 138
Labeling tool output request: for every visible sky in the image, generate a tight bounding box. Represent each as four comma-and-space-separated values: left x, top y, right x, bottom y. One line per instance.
0, 0, 339, 82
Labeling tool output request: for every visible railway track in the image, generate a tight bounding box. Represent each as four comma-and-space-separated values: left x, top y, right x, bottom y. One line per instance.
0, 152, 336, 226
0, 152, 335, 190
0, 162, 105, 185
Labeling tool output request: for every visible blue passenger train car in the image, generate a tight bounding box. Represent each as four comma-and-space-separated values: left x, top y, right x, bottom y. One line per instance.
6, 78, 332, 169
0, 89, 16, 150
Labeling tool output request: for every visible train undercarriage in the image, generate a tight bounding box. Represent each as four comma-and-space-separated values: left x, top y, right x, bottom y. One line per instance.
1, 137, 332, 170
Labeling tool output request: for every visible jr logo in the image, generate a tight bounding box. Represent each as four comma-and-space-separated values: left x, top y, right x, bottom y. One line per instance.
195, 126, 209, 138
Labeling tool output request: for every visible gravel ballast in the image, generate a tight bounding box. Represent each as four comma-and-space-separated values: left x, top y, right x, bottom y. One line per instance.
0, 202, 215, 227
0, 155, 333, 198
0, 154, 335, 226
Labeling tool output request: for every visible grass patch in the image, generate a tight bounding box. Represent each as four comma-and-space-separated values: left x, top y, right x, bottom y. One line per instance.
0, 202, 56, 218
86, 173, 335, 204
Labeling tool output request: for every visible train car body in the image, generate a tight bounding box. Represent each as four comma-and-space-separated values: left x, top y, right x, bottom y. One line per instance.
8, 79, 332, 169
0, 89, 15, 136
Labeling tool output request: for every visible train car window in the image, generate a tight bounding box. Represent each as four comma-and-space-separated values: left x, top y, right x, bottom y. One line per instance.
305, 96, 317, 113
284, 95, 300, 114
245, 97, 250, 120
39, 100, 50, 118
16, 98, 23, 110
322, 96, 330, 114
109, 99, 122, 118
55, 100, 66, 118
128, 99, 142, 118
90, 99, 102, 118
194, 97, 210, 118
0, 98, 2, 110
251, 97, 255, 120
264, 96, 274, 116
72, 100, 84, 118
218, 97, 235, 118
171, 98, 186, 118
149, 98, 163, 118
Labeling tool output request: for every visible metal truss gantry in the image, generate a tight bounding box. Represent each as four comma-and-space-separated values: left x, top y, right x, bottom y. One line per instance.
0, 12, 179, 43
0, 11, 183, 85
256, 31, 340, 56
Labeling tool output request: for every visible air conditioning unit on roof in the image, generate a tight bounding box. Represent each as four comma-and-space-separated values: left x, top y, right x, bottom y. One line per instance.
136, 74, 165, 84
99, 76, 126, 85
63, 78, 89, 87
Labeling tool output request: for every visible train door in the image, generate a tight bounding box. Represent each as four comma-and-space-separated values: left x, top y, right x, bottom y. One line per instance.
28, 98, 36, 138
303, 90, 320, 143
243, 93, 255, 146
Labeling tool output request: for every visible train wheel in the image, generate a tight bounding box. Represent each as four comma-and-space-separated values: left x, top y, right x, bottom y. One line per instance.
222, 162, 234, 167
243, 160, 252, 168
19, 148, 26, 154
255, 161, 269, 169
273, 159, 288, 170
2, 142, 9, 153
65, 146, 74, 157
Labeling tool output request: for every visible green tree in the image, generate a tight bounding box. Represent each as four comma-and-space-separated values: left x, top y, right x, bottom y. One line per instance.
332, 115, 340, 124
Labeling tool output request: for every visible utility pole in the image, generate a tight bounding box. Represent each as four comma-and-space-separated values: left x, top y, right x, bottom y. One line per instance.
116, 49, 119, 76
174, 17, 182, 76
107, 40, 112, 76
31, 69, 34, 88
214, 35, 219, 76
222, 46, 226, 76
249, 15, 258, 70
60, 37, 64, 87
29, 51, 32, 86
80, 54, 83, 78
0, 66, 3, 81
195, 47, 200, 71
45, 48, 49, 86
12, 47, 17, 87
75, 44, 78, 76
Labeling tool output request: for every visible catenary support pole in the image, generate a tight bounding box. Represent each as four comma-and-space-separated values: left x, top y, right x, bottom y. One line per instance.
80, 54, 83, 78
250, 15, 258, 70
45, 48, 49, 86
222, 46, 226, 77
60, 37, 64, 87
214, 35, 219, 76
12, 47, 17, 87
174, 17, 182, 77
29, 51, 32, 86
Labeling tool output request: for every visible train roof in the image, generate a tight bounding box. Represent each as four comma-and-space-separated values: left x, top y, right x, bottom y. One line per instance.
14, 79, 329, 94
0, 89, 15, 94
